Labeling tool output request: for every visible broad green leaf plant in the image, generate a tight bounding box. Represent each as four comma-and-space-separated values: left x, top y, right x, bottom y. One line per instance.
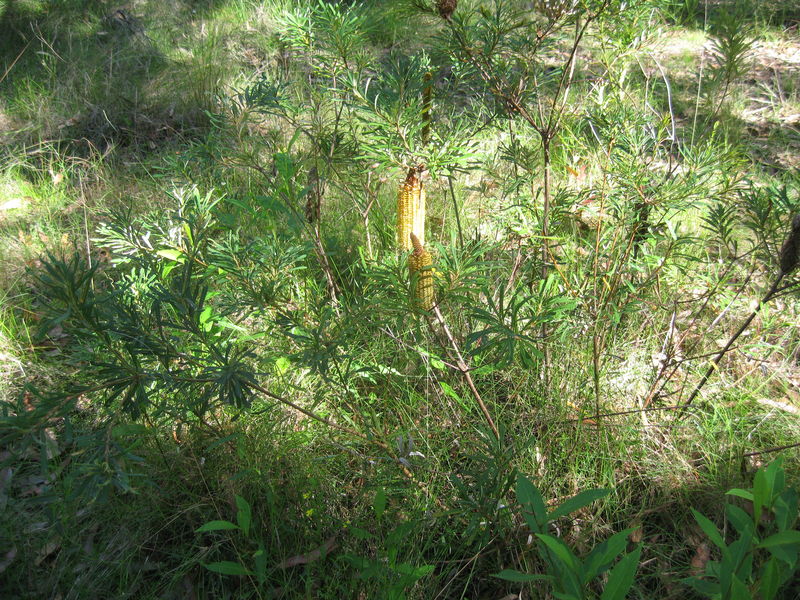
495, 473, 641, 600
683, 458, 800, 600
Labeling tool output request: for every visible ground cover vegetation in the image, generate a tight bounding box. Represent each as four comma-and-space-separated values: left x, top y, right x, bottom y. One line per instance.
1, 0, 800, 597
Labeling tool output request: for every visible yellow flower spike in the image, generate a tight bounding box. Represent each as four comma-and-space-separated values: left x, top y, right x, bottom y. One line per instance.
397, 168, 418, 252
409, 232, 434, 310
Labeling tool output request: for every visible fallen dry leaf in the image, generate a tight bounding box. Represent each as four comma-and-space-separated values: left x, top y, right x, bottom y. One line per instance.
0, 198, 25, 211
756, 398, 800, 415
35, 537, 61, 566
59, 115, 81, 129
277, 535, 337, 569
628, 524, 643, 552
690, 542, 710, 575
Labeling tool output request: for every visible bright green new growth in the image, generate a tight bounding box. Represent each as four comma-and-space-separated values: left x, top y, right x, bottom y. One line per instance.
495, 474, 641, 600
684, 459, 800, 600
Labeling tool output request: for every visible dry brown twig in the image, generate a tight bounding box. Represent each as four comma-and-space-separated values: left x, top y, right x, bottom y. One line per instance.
430, 306, 500, 440
678, 214, 800, 418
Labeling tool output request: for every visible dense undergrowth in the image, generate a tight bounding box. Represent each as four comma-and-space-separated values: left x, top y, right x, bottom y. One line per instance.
1, 0, 800, 598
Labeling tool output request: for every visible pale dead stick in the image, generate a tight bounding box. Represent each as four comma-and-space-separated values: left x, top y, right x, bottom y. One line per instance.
0, 40, 31, 86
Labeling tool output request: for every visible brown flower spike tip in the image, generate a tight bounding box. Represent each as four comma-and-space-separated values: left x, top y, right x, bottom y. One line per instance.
779, 214, 800, 275
437, 0, 458, 20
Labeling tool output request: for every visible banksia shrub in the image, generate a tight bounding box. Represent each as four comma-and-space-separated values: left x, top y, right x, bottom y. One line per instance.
409, 232, 434, 310
779, 214, 800, 275
397, 167, 426, 252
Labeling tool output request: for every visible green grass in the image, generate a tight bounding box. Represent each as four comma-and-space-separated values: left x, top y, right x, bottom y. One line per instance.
1, 1, 800, 599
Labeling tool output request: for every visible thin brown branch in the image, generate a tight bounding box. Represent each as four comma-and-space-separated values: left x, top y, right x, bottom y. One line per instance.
431, 306, 500, 439
565, 404, 690, 423
743, 443, 800, 458
247, 381, 443, 507
678, 274, 785, 417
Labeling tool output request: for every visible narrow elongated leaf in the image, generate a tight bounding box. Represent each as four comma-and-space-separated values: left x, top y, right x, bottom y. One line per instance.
203, 561, 253, 576
549, 489, 610, 521
727, 489, 754, 502
348, 526, 374, 540
156, 249, 184, 262
235, 496, 252, 537
535, 534, 578, 571
205, 432, 243, 452
753, 461, 783, 527
758, 557, 781, 600
600, 545, 641, 600
729, 574, 753, 600
493, 569, 550, 583
726, 504, 755, 538
583, 528, 635, 583
373, 487, 386, 520
721, 534, 752, 595
196, 520, 239, 533
758, 531, 800, 549
517, 474, 547, 533
758, 531, 800, 565
682, 575, 720, 596
254, 545, 267, 585
774, 488, 798, 532
692, 509, 727, 552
